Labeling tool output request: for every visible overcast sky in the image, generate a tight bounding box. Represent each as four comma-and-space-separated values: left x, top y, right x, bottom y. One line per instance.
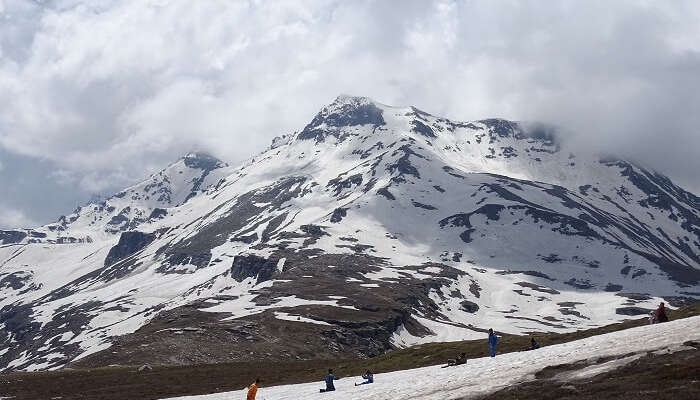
0, 0, 699, 229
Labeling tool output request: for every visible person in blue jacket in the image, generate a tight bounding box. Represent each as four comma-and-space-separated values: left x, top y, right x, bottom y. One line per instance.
320, 368, 340, 393
355, 370, 374, 386
488, 328, 498, 357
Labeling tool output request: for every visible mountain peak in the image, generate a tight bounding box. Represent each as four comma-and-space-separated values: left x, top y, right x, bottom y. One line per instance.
181, 152, 226, 171
297, 95, 385, 142
331, 94, 375, 106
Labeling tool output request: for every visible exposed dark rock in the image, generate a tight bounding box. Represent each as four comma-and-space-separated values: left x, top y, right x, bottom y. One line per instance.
540, 254, 563, 263
615, 306, 652, 316
230, 255, 280, 284
459, 300, 479, 313
495, 270, 555, 281
330, 208, 348, 223
615, 292, 652, 301
377, 186, 396, 200
479, 119, 519, 138
387, 145, 423, 180
104, 231, 156, 267
438, 204, 505, 243
564, 278, 594, 289
515, 282, 560, 295
501, 146, 517, 158
182, 153, 223, 171
158, 176, 307, 272
230, 233, 258, 244
327, 174, 363, 196
411, 120, 436, 138
298, 98, 385, 142
631, 269, 647, 278
604, 283, 623, 292
148, 208, 168, 220
442, 166, 465, 179
0, 272, 41, 295
411, 201, 437, 210
0, 230, 27, 244
662, 296, 699, 307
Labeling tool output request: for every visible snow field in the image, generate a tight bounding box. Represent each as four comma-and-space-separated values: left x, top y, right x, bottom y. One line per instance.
161, 315, 700, 400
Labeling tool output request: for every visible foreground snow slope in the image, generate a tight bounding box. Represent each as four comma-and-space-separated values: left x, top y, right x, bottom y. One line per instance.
163, 315, 700, 400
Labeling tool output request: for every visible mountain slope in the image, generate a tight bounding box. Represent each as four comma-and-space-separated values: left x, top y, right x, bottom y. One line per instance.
0, 95, 698, 371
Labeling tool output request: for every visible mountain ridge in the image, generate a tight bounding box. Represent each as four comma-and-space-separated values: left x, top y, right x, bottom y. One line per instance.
0, 95, 698, 372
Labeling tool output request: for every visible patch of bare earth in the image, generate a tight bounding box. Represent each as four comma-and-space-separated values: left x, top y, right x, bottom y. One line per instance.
477, 343, 700, 400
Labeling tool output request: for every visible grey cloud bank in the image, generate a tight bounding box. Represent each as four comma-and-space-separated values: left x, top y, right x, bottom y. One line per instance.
0, 0, 698, 228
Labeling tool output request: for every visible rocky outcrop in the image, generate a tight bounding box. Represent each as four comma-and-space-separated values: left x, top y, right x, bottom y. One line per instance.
104, 231, 156, 267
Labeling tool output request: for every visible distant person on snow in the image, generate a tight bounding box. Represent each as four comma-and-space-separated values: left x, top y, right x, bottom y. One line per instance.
355, 370, 374, 386
530, 337, 540, 350
247, 378, 260, 400
320, 368, 339, 393
655, 302, 669, 323
488, 328, 498, 357
648, 310, 657, 325
444, 352, 467, 367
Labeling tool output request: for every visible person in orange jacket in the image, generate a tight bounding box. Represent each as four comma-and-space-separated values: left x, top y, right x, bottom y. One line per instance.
247, 378, 260, 400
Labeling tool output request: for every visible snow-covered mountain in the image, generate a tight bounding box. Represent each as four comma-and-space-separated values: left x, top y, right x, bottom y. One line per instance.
1, 95, 698, 371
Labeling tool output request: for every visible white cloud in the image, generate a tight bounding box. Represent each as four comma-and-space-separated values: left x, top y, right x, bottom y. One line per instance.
0, 205, 38, 229
0, 0, 698, 226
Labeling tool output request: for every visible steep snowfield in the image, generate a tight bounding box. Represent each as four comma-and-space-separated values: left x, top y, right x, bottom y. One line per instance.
161, 316, 700, 400
0, 95, 698, 371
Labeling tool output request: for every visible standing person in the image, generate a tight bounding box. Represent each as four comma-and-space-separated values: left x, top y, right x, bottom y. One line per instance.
355, 370, 374, 386
247, 378, 260, 400
655, 302, 669, 323
530, 337, 540, 350
488, 328, 498, 357
320, 368, 339, 393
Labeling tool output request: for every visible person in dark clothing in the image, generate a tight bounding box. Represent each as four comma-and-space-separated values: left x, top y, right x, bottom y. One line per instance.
355, 370, 374, 386
320, 368, 339, 393
445, 352, 467, 367
655, 302, 669, 323
488, 328, 498, 357
530, 337, 540, 350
